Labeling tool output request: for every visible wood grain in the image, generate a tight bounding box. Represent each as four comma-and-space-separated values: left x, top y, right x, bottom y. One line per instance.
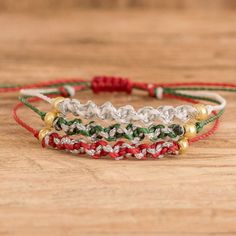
0, 0, 236, 11
0, 9, 236, 236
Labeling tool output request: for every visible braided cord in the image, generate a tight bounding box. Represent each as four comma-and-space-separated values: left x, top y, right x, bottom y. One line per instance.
54, 118, 185, 142
42, 133, 180, 160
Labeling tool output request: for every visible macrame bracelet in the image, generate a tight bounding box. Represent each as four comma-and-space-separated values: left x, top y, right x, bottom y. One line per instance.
54, 89, 225, 124
20, 78, 226, 125
42, 133, 180, 160
2, 75, 236, 160
53, 118, 185, 143
11, 77, 226, 160
12, 95, 220, 160
51, 109, 223, 144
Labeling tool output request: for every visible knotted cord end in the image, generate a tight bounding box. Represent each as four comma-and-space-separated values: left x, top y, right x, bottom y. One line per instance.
91, 76, 133, 94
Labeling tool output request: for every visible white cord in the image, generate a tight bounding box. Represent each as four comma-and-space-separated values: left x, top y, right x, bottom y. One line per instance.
20, 88, 56, 103
63, 85, 76, 97
20, 85, 76, 103
175, 90, 226, 113
155, 87, 164, 100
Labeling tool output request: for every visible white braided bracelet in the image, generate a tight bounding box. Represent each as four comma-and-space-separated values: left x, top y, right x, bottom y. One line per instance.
20, 88, 226, 125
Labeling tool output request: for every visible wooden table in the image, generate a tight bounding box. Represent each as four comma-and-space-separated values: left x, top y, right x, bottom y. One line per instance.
0, 9, 236, 236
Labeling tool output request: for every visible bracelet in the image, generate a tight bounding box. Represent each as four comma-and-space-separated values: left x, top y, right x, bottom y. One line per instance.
53, 118, 186, 143
2, 76, 236, 160
20, 77, 226, 125
43, 134, 181, 160
54, 90, 225, 124
12, 76, 227, 160
13, 95, 220, 160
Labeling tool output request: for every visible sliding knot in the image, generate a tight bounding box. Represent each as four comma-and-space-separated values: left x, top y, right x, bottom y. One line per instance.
92, 76, 133, 94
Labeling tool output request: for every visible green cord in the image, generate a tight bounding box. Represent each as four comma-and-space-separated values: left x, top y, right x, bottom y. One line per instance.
19, 96, 46, 118
0, 81, 91, 89
171, 87, 236, 93
0, 84, 22, 88
196, 109, 224, 132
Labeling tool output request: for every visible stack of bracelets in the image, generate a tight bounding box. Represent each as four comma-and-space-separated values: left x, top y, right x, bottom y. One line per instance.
1, 76, 236, 160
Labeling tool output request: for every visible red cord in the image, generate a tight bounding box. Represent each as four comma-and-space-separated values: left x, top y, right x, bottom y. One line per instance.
0, 78, 86, 93
163, 94, 199, 104
12, 97, 40, 138
189, 111, 220, 143
2, 76, 236, 94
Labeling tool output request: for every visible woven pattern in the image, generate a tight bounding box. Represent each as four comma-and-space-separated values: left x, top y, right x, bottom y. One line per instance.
54, 117, 185, 142
42, 132, 180, 160
58, 99, 197, 124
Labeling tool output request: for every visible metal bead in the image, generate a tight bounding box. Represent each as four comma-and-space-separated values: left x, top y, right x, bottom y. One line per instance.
44, 111, 57, 127
194, 104, 208, 121
52, 97, 65, 112
184, 123, 197, 139
172, 124, 185, 136
38, 128, 51, 142
178, 138, 189, 154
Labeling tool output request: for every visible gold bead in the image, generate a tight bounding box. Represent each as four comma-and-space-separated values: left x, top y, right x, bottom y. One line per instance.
52, 97, 65, 112
38, 128, 51, 142
184, 123, 197, 139
178, 138, 189, 154
194, 104, 208, 121
44, 111, 57, 127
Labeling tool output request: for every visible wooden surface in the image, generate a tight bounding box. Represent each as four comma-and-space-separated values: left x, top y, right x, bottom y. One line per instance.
1, 0, 236, 11
0, 9, 236, 236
